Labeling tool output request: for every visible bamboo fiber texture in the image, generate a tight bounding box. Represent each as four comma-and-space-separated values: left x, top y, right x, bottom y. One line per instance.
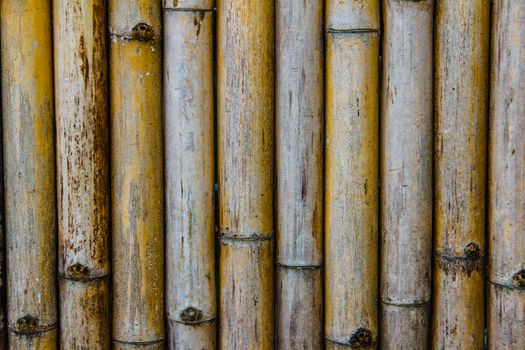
325, 1, 380, 348
276, 1, 324, 349
109, 0, 164, 348
163, 1, 216, 349
1, 0, 58, 347
54, 1, 110, 348
217, 0, 275, 348
433, 1, 490, 349
380, 1, 433, 348
488, 0, 525, 348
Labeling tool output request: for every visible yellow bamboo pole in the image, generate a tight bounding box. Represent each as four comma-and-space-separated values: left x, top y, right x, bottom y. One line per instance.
53, 1, 110, 348
433, 1, 490, 349
217, 0, 275, 348
488, 0, 525, 348
1, 0, 57, 348
109, 1, 164, 348
325, 1, 380, 348
163, 1, 216, 349
276, 1, 323, 349
380, 1, 433, 348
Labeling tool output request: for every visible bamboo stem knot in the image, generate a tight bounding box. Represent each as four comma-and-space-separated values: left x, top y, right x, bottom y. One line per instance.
512, 270, 525, 289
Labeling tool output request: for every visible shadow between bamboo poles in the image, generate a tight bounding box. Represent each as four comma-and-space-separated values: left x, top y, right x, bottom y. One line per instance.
433, 1, 490, 349
1, 0, 58, 347
325, 1, 380, 348
276, 1, 324, 349
109, 1, 164, 348
53, 0, 111, 348
380, 1, 434, 348
217, 0, 275, 348
163, 1, 216, 349
488, 0, 525, 348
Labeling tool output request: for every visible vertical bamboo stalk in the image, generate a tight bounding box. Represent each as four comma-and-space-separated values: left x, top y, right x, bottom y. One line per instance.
163, 1, 216, 349
380, 1, 433, 348
53, 1, 110, 348
325, 1, 380, 348
433, 1, 490, 349
276, 1, 323, 349
488, 0, 525, 348
0, 98, 5, 348
109, 1, 164, 348
217, 0, 274, 348
1, 0, 58, 347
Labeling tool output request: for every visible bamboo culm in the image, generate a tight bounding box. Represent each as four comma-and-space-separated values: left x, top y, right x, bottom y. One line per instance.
163, 0, 216, 349
217, 0, 275, 348
488, 0, 525, 348
54, 0, 111, 348
109, 0, 165, 348
380, 1, 434, 348
433, 1, 490, 348
276, 1, 324, 349
325, 1, 380, 348
1, 0, 58, 347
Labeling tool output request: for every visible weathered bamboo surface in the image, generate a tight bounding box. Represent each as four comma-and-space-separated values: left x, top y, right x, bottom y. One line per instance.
54, 0, 110, 348
380, 1, 434, 348
276, 0, 324, 349
163, 0, 216, 349
433, 0, 490, 349
325, 1, 380, 348
1, 0, 58, 348
488, 0, 525, 348
109, 0, 164, 348
217, 0, 275, 348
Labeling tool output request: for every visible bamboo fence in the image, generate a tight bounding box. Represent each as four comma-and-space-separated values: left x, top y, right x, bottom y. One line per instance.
0, 1, 522, 349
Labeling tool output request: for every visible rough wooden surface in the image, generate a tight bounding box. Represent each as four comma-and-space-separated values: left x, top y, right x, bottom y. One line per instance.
54, 0, 110, 348
1, 0, 58, 347
488, 0, 525, 348
217, 0, 274, 348
380, 1, 434, 348
433, 0, 490, 349
276, 0, 324, 349
325, 1, 380, 348
109, 0, 164, 347
163, 4, 216, 349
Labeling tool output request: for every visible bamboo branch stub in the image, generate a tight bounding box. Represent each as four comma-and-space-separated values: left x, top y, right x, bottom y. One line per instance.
433, 0, 490, 349
164, 8, 216, 350
109, 0, 164, 346
380, 1, 434, 348
488, 0, 525, 348
1, 0, 58, 347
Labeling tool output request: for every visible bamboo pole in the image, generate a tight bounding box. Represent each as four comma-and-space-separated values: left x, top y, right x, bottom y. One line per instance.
433, 1, 490, 349
0, 104, 5, 348
276, 1, 323, 349
53, 1, 110, 348
1, 0, 58, 347
109, 1, 164, 348
488, 0, 525, 348
217, 0, 274, 348
380, 1, 433, 348
325, 1, 380, 348
163, 1, 216, 349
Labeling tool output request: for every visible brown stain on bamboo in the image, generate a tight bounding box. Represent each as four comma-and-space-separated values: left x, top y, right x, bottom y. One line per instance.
380, 1, 434, 349
217, 0, 275, 348
1, 0, 58, 348
325, 1, 380, 348
53, 0, 111, 348
276, 0, 324, 349
433, 0, 490, 349
163, 1, 216, 348
109, 0, 164, 347
488, 0, 525, 348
